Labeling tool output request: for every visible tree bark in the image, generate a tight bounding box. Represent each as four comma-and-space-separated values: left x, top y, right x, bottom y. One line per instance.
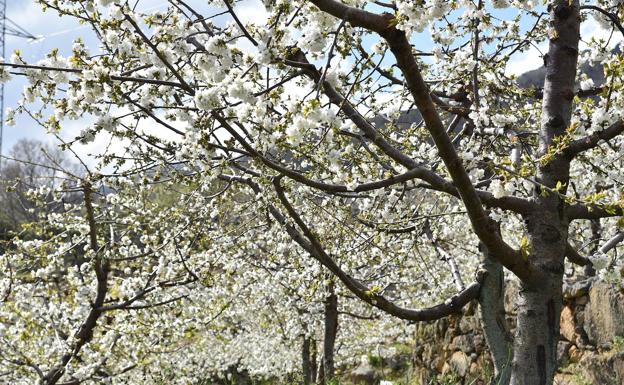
302, 336, 312, 385
510, 277, 563, 385
317, 357, 324, 385
323, 282, 338, 383
311, 338, 318, 383
511, 2, 579, 384
479, 251, 513, 385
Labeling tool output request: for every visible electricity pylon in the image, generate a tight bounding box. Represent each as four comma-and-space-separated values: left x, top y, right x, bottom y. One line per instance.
0, 0, 38, 168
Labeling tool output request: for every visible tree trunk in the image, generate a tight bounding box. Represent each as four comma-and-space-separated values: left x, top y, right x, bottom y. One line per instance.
311, 338, 318, 383
511, 2, 579, 384
323, 282, 338, 383
302, 336, 312, 385
479, 251, 513, 385
510, 277, 562, 385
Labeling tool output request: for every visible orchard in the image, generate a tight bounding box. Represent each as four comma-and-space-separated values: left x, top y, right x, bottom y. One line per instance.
1, 1, 624, 385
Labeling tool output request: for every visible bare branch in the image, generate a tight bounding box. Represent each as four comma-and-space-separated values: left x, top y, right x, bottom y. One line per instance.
580, 5, 624, 37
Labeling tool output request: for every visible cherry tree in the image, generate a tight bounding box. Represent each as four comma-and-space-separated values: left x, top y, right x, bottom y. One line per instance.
2, 0, 624, 384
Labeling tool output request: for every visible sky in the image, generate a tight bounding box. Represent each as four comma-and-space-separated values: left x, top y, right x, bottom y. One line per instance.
0, 0, 617, 166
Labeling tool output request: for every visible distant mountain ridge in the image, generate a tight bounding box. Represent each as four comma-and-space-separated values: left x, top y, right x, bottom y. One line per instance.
517, 45, 621, 89
376, 46, 621, 130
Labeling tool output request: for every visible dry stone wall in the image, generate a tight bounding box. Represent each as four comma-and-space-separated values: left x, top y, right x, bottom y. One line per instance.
347, 278, 624, 385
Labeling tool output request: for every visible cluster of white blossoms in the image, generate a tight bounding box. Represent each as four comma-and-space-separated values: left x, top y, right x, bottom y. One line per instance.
1, 0, 623, 383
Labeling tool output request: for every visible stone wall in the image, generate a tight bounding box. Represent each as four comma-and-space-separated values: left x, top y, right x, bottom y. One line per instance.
347, 279, 624, 385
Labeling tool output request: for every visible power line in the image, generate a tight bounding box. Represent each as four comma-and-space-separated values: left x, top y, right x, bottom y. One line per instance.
6, 17, 37, 40
0, 0, 37, 170
0, 0, 168, 169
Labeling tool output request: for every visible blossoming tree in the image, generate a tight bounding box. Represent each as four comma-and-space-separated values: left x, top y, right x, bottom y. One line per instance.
2, 0, 624, 384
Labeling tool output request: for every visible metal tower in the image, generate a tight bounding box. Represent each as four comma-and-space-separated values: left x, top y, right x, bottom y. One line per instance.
0, 0, 37, 168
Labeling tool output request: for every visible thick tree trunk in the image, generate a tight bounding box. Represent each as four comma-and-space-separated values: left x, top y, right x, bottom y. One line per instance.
511, 2, 579, 384
322, 282, 338, 383
310, 339, 318, 383
510, 277, 562, 385
479, 252, 513, 385
302, 336, 312, 385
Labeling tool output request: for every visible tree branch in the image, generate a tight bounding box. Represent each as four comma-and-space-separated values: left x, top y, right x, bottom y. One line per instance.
0, 62, 189, 90
565, 119, 624, 157
271, 176, 485, 322
567, 232, 624, 266
43, 183, 109, 385
580, 5, 624, 37
309, 0, 538, 284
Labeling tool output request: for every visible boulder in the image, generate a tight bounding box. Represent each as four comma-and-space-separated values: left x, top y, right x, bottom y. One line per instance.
583, 282, 624, 347
560, 305, 577, 342
448, 351, 470, 377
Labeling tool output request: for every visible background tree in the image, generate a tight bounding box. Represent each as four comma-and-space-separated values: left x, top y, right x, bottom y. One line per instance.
0, 138, 80, 238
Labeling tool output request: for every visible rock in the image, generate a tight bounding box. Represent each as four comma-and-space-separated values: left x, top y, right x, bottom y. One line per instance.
448, 351, 470, 377
554, 373, 576, 385
350, 356, 380, 385
473, 334, 486, 354
383, 353, 408, 372
560, 305, 577, 342
580, 351, 624, 385
436, 318, 448, 339
584, 282, 624, 346
557, 340, 571, 366
459, 315, 479, 334
576, 295, 589, 305
412, 367, 431, 385
434, 356, 446, 373
451, 334, 475, 353
563, 277, 596, 299
569, 345, 583, 363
